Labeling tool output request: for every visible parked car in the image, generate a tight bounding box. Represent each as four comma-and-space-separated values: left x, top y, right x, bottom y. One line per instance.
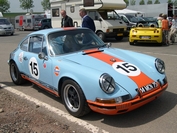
0, 18, 15, 35
8, 28, 168, 117
120, 14, 144, 36
129, 21, 163, 45
35, 18, 52, 30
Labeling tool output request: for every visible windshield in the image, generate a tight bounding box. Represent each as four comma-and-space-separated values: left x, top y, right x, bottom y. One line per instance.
0, 19, 10, 25
99, 10, 121, 20
126, 15, 140, 23
48, 29, 105, 55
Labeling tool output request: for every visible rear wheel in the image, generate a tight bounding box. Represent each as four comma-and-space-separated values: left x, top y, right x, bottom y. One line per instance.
129, 42, 134, 45
10, 62, 26, 85
61, 79, 91, 117
97, 31, 106, 42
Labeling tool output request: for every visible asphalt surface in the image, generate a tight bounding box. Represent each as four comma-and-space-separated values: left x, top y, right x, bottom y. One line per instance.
0, 30, 177, 133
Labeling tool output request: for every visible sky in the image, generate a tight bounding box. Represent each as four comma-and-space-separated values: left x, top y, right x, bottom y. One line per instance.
8, 0, 169, 13
9, 0, 43, 13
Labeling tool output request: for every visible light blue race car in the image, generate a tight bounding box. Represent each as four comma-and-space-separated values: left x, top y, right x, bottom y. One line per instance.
8, 27, 168, 117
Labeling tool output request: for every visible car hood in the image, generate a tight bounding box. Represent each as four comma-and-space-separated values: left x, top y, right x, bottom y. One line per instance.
62, 48, 158, 96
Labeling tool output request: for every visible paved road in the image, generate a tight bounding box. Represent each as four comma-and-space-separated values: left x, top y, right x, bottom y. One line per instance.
0, 31, 177, 133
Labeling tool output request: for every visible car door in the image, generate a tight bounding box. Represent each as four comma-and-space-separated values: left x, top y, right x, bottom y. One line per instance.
24, 35, 53, 87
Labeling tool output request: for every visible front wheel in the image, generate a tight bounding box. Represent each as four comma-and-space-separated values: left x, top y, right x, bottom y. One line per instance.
96, 31, 106, 42
61, 79, 91, 117
10, 62, 26, 85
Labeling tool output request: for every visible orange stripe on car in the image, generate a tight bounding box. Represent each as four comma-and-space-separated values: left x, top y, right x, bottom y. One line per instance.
87, 51, 154, 88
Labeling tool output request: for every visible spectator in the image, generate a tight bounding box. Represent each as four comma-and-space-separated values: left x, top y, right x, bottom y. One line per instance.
157, 13, 163, 28
79, 8, 96, 32
60, 10, 74, 27
162, 14, 169, 45
168, 14, 177, 44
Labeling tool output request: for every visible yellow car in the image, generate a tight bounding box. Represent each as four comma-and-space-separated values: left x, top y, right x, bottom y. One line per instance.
129, 21, 163, 45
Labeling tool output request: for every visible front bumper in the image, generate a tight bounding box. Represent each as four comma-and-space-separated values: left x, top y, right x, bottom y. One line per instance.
87, 82, 168, 115
0, 29, 14, 35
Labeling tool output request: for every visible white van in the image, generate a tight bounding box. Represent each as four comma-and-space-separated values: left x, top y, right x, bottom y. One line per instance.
50, 0, 127, 41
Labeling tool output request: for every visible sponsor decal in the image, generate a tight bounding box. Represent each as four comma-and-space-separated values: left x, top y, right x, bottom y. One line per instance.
43, 63, 47, 68
28, 57, 40, 79
112, 62, 141, 76
18, 52, 23, 63
54, 66, 60, 76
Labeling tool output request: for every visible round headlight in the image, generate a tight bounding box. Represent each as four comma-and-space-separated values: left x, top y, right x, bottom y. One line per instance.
99, 73, 116, 94
155, 58, 165, 74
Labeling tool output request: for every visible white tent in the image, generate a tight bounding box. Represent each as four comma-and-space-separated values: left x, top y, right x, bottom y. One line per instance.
115, 9, 144, 16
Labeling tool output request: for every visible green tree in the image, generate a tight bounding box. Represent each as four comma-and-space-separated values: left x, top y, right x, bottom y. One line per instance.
19, 0, 34, 12
147, 0, 152, 4
154, 0, 160, 4
139, 0, 145, 5
130, 0, 136, 5
41, 0, 50, 11
174, 0, 177, 6
167, 0, 173, 4
0, 0, 10, 13
124, 0, 129, 6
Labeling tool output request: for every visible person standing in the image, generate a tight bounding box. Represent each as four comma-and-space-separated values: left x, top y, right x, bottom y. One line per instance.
161, 14, 169, 45
79, 8, 96, 32
60, 10, 74, 27
157, 13, 163, 28
168, 14, 177, 44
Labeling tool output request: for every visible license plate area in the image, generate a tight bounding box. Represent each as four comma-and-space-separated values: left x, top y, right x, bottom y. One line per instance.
140, 36, 151, 39
137, 81, 160, 96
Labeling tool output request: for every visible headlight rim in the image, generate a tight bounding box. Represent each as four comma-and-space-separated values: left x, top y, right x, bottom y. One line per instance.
155, 58, 165, 74
99, 73, 116, 94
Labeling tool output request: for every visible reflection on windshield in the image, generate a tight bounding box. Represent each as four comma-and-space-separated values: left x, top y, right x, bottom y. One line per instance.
48, 29, 105, 55
99, 10, 121, 20
0, 19, 10, 25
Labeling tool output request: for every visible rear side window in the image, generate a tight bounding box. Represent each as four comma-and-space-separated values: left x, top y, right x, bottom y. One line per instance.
20, 38, 29, 51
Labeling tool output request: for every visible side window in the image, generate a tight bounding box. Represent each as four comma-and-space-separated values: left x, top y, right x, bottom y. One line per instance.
88, 11, 97, 20
29, 36, 43, 54
52, 8, 59, 17
27, 19, 31, 23
20, 38, 28, 51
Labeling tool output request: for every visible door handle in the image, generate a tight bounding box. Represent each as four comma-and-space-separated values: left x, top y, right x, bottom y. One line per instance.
23, 56, 28, 60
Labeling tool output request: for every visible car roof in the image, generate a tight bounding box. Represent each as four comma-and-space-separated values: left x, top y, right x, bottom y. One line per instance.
28, 27, 89, 36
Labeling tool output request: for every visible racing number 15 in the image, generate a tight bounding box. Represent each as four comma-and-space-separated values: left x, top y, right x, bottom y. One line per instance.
30, 61, 38, 76
116, 62, 137, 73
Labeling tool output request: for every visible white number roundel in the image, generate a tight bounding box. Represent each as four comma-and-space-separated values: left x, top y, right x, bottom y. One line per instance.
112, 62, 141, 76
29, 57, 39, 79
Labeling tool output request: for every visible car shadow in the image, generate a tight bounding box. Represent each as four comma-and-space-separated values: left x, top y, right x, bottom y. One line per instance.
82, 91, 177, 127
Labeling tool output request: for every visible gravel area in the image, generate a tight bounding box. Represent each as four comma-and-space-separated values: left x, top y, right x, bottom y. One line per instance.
0, 85, 89, 133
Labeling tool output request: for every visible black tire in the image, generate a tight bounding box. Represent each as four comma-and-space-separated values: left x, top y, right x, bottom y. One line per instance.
97, 31, 106, 42
10, 62, 26, 85
44, 26, 49, 29
115, 36, 123, 41
129, 42, 134, 45
61, 79, 91, 117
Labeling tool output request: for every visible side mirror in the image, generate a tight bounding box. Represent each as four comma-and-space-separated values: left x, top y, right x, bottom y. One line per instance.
98, 18, 102, 21
38, 52, 48, 60
107, 42, 112, 47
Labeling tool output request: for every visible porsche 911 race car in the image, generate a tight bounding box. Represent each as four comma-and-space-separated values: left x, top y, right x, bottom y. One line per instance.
8, 27, 168, 117
129, 21, 163, 45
